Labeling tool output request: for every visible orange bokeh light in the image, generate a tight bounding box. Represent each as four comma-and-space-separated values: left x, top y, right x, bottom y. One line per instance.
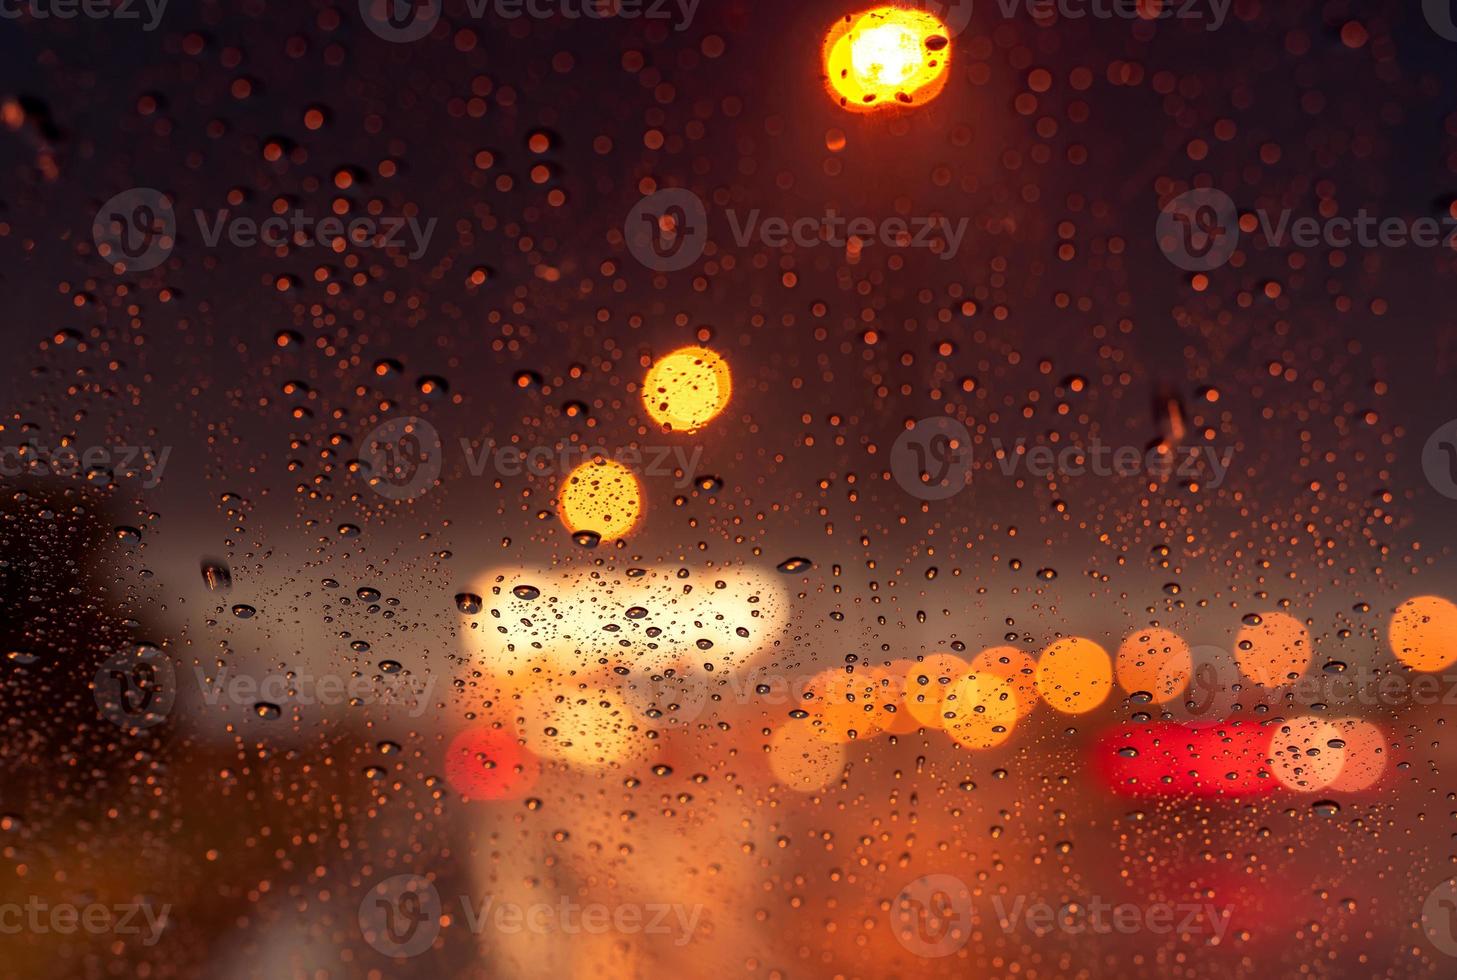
1233, 611, 1311, 687
822, 7, 951, 113
1115, 627, 1192, 704
970, 645, 1040, 718
1035, 637, 1113, 714
1388, 595, 1457, 672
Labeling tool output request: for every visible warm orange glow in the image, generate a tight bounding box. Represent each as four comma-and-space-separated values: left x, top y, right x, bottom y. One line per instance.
970, 646, 1040, 718
769, 719, 846, 791
942, 672, 1018, 750
1035, 637, 1113, 714
822, 7, 951, 113
1388, 595, 1457, 672
902, 652, 967, 728
1115, 627, 1192, 703
1328, 718, 1386, 792
557, 458, 643, 541
806, 668, 885, 742
869, 662, 920, 733
642, 346, 732, 433
1267, 716, 1343, 792
1233, 611, 1311, 687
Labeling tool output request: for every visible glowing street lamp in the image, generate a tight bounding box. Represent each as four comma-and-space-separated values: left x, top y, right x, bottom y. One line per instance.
823, 6, 951, 113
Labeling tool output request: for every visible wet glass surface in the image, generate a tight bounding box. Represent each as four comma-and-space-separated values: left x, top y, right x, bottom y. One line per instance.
3, 1, 1457, 976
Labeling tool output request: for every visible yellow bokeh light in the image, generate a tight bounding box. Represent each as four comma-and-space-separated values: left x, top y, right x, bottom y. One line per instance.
970, 646, 1039, 718
1388, 595, 1457, 672
1115, 627, 1192, 703
1035, 637, 1113, 714
557, 458, 643, 541
1233, 611, 1310, 687
822, 7, 951, 113
943, 672, 1018, 750
641, 346, 732, 433
902, 652, 967, 729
